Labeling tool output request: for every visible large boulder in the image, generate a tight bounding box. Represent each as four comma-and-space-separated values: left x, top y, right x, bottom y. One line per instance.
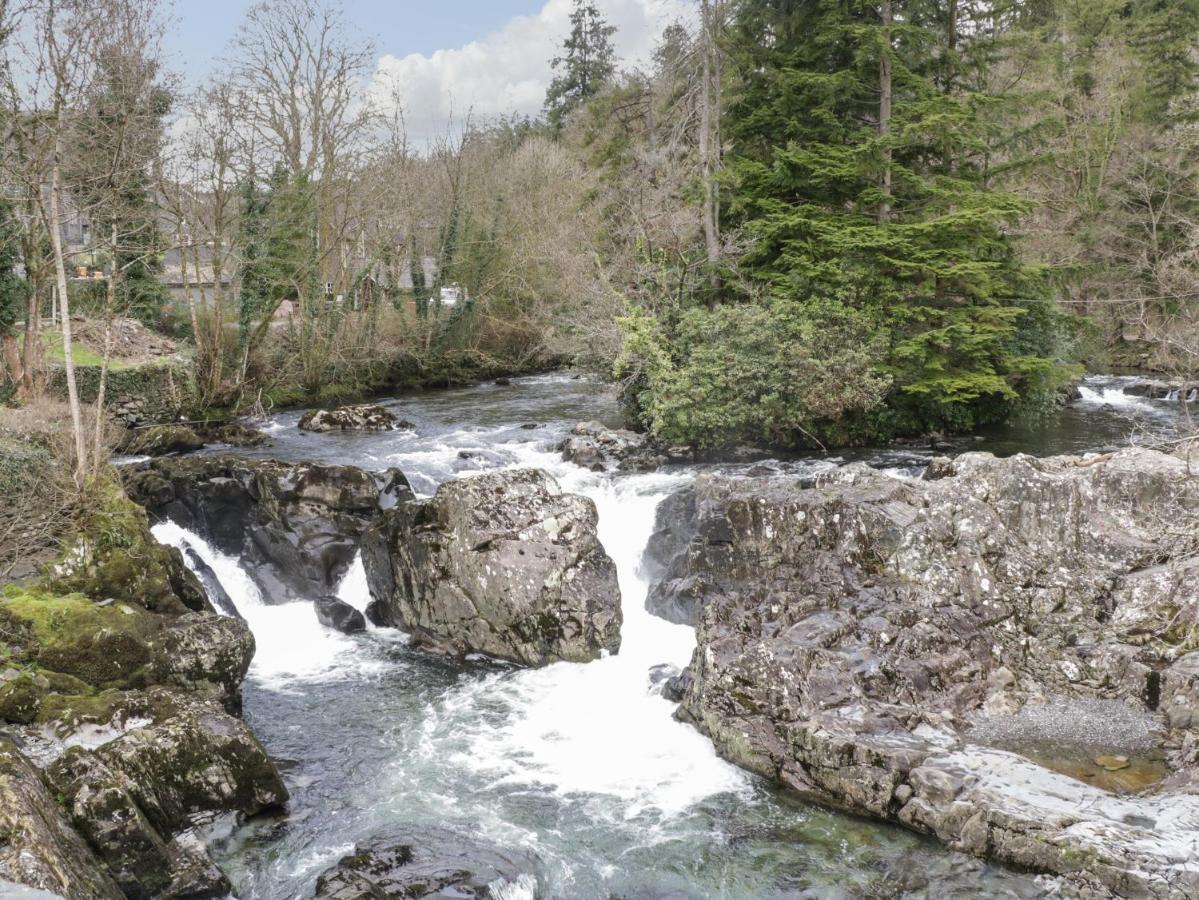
312, 828, 540, 899
119, 424, 205, 457
362, 469, 621, 665
1123, 379, 1197, 402
299, 403, 401, 433
672, 449, 1199, 896
127, 455, 412, 602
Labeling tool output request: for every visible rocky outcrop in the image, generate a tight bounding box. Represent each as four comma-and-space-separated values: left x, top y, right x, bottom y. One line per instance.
120, 424, 206, 457
671, 449, 1199, 896
298, 403, 403, 433
46, 689, 286, 899
128, 455, 412, 602
1124, 380, 1197, 402
312, 828, 540, 899
0, 737, 124, 900
1, 475, 287, 900
362, 469, 621, 665
559, 421, 683, 472
314, 595, 366, 634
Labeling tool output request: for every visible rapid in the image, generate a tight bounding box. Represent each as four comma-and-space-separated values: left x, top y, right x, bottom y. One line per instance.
149, 373, 1183, 899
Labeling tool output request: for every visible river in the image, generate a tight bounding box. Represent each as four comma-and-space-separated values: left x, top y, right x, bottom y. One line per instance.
150, 373, 1185, 899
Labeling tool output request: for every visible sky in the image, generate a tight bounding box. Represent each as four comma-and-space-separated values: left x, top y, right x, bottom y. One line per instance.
165, 0, 691, 144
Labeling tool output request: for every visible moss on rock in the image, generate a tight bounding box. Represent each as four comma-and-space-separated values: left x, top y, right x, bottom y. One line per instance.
44, 475, 207, 614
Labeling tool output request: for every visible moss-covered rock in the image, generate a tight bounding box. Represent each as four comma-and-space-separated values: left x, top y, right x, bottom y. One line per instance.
0, 737, 124, 900
44, 475, 209, 615
0, 672, 45, 723
0, 586, 253, 712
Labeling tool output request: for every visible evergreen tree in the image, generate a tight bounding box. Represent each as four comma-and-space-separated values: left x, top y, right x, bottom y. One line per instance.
1130, 0, 1199, 123
70, 45, 172, 325
544, 1, 618, 129
721, 0, 1069, 432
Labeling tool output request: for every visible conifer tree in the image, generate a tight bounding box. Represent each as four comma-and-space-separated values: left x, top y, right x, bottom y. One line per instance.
722, 0, 1069, 431
544, 1, 618, 129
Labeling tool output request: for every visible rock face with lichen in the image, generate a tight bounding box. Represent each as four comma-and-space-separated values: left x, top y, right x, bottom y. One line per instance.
0, 476, 287, 899
0, 736, 124, 900
362, 468, 621, 665
666, 448, 1199, 897
298, 403, 402, 433
127, 455, 412, 602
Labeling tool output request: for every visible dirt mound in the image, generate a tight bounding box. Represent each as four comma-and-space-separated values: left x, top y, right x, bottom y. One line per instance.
70, 318, 176, 362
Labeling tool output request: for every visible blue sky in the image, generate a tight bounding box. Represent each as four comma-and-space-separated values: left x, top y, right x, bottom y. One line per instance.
165, 0, 691, 142
165, 1, 544, 80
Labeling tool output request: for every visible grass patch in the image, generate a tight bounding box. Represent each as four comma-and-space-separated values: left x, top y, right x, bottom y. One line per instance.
41, 330, 133, 370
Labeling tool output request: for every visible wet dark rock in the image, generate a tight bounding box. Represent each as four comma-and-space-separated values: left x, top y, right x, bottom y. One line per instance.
314, 595, 366, 634
128, 456, 413, 602
662, 670, 690, 704
196, 421, 271, 448
559, 421, 664, 473
362, 468, 621, 666
182, 542, 242, 619
0, 737, 123, 900
363, 599, 387, 628
648, 663, 680, 696
671, 448, 1199, 896
921, 456, 956, 481
299, 403, 399, 433
312, 828, 539, 899
1123, 379, 1197, 402
494, 377, 512, 386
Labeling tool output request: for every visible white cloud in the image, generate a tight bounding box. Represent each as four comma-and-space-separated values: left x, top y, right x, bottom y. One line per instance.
372, 0, 693, 146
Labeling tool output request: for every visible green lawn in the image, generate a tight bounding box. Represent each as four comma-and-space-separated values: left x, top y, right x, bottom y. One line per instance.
40, 331, 133, 370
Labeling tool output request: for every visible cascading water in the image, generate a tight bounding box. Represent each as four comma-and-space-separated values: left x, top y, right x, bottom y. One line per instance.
149, 372, 1180, 898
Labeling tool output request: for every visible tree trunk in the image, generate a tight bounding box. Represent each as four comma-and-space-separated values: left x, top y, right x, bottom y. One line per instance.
2, 333, 22, 387
879, 0, 893, 225
47, 139, 86, 481
700, 0, 721, 282
90, 224, 118, 475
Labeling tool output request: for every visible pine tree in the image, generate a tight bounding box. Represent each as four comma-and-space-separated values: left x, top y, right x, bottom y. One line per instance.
722, 0, 1069, 432
544, 1, 618, 129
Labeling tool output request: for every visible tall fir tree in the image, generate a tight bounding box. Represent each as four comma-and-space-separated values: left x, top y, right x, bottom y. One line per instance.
544, 1, 618, 129
722, 0, 1070, 431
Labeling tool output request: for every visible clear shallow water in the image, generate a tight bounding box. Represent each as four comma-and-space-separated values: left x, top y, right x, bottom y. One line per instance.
152, 373, 1185, 899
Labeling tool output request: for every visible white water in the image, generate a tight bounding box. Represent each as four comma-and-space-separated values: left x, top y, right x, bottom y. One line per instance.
1075, 375, 1176, 417
152, 522, 393, 690
155, 440, 750, 823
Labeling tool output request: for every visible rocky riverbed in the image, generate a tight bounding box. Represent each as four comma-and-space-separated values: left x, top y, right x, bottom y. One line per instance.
2, 372, 1194, 899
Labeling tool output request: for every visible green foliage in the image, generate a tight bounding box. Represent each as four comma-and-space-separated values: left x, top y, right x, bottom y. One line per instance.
617, 0, 1077, 449
544, 0, 618, 129
1130, 0, 1199, 122
69, 44, 172, 325
618, 299, 892, 449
